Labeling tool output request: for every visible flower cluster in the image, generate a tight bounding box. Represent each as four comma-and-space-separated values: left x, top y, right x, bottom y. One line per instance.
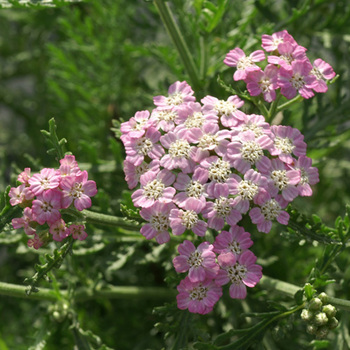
120, 74, 321, 313
224, 30, 336, 101
9, 155, 97, 249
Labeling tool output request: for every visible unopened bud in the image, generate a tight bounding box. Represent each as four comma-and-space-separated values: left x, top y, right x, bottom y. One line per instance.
328, 317, 339, 329
322, 304, 336, 318
301, 309, 313, 322
315, 312, 329, 326
306, 324, 318, 335
316, 326, 329, 339
318, 292, 328, 304
309, 297, 322, 311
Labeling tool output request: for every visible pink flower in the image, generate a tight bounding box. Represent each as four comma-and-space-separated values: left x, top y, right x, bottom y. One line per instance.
159, 131, 196, 173
120, 110, 155, 138
49, 219, 70, 242
224, 48, 265, 81
230, 169, 269, 213
123, 159, 160, 190
150, 107, 178, 132
9, 184, 34, 206
28, 168, 61, 195
278, 59, 317, 99
268, 42, 307, 68
17, 168, 31, 185
227, 131, 273, 174
215, 251, 262, 299
173, 166, 208, 211
60, 170, 97, 211
70, 224, 88, 241
293, 156, 319, 196
270, 125, 306, 164
27, 233, 45, 250
122, 127, 164, 167
245, 64, 279, 102
311, 58, 336, 93
201, 95, 245, 127
153, 81, 195, 108
249, 194, 289, 233
262, 158, 301, 202
131, 169, 176, 208
32, 189, 62, 225
59, 155, 81, 176
261, 30, 297, 52
213, 225, 253, 256
176, 277, 222, 315
169, 202, 207, 237
173, 240, 219, 282
202, 186, 242, 230
12, 207, 36, 235
233, 114, 272, 139
140, 202, 176, 244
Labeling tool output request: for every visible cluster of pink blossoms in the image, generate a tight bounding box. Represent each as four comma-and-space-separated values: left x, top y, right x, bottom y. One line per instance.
224, 30, 335, 101
9, 155, 97, 249
120, 31, 327, 315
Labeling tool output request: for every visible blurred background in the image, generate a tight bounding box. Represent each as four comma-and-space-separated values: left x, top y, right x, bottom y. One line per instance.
0, 0, 349, 349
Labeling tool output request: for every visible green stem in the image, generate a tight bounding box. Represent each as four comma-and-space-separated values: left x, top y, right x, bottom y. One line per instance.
276, 94, 303, 113
153, 0, 201, 90
268, 91, 282, 121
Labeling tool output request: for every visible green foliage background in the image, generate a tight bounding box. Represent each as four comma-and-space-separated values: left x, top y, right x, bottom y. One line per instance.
0, 0, 349, 349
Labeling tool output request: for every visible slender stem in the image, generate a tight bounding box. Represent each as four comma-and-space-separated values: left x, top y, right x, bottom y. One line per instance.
268, 91, 282, 121
153, 0, 201, 90
276, 94, 303, 113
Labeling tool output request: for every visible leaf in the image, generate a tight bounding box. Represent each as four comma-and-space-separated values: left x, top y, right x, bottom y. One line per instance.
0, 0, 83, 8
294, 289, 304, 305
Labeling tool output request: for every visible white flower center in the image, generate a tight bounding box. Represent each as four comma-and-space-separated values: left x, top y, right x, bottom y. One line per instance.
40, 178, 51, 189
136, 137, 153, 155
273, 37, 284, 47
259, 78, 271, 92
290, 73, 305, 89
261, 199, 281, 221
181, 210, 199, 229
166, 92, 183, 106
189, 284, 208, 301
135, 163, 149, 178
185, 180, 204, 198
209, 159, 231, 183
228, 240, 242, 255
311, 67, 323, 80
184, 112, 205, 128
300, 168, 309, 185
227, 262, 247, 284
214, 197, 231, 218
274, 136, 295, 155
198, 134, 218, 150
237, 56, 253, 70
143, 179, 165, 200
71, 182, 83, 198
270, 170, 288, 190
131, 119, 146, 131
240, 123, 264, 137
187, 251, 203, 268
214, 100, 236, 116
168, 139, 191, 158
41, 201, 53, 213
240, 141, 264, 164
150, 214, 169, 232
237, 180, 259, 200
156, 110, 177, 122
281, 53, 293, 65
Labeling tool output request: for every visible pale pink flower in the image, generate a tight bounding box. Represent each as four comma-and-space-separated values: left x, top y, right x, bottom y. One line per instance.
132, 169, 176, 208
49, 219, 70, 242
159, 131, 196, 173
261, 30, 297, 52
224, 48, 265, 81
140, 202, 175, 244
262, 158, 301, 202
120, 110, 155, 138
9, 184, 34, 206
227, 131, 273, 174
17, 168, 31, 185
245, 64, 279, 102
150, 107, 178, 132
60, 170, 97, 211
123, 159, 160, 190
70, 224, 88, 241
268, 42, 307, 68
249, 194, 289, 233
293, 156, 319, 196
59, 155, 80, 176
12, 207, 36, 235
270, 125, 306, 164
233, 114, 272, 139
176, 277, 222, 315
153, 81, 195, 108
173, 240, 219, 282
215, 251, 262, 299
201, 95, 245, 127
230, 169, 269, 213
311, 58, 336, 93
278, 59, 317, 99
122, 127, 164, 167
28, 168, 61, 195
213, 226, 253, 256
27, 233, 45, 250
173, 166, 208, 211
202, 186, 242, 230
169, 201, 207, 237
32, 189, 62, 225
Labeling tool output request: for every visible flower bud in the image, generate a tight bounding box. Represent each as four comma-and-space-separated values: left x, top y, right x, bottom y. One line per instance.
318, 292, 328, 304
316, 326, 329, 339
322, 304, 336, 318
309, 297, 322, 311
306, 324, 318, 335
328, 317, 339, 330
314, 312, 328, 326
301, 309, 313, 322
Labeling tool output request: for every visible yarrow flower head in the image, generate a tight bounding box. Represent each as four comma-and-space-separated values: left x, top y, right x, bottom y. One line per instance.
10, 155, 97, 249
